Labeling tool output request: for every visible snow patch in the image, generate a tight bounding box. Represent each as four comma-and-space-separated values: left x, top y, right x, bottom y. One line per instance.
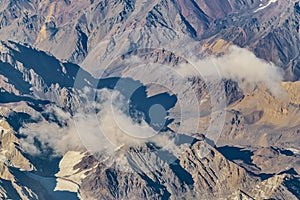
55, 178, 78, 193
254, 0, 278, 12
55, 151, 90, 193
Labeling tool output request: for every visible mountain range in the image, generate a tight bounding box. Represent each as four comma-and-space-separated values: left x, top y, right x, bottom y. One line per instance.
0, 0, 299, 199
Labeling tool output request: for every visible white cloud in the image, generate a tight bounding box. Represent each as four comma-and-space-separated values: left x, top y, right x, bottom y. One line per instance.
19, 89, 175, 157
19, 46, 284, 160
176, 46, 284, 95
19, 108, 83, 156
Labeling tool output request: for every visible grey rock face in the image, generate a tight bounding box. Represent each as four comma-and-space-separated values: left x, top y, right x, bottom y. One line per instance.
0, 0, 299, 80
0, 0, 299, 200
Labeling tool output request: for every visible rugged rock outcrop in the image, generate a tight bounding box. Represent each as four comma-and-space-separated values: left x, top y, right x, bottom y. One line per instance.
0, 0, 299, 199
0, 0, 299, 80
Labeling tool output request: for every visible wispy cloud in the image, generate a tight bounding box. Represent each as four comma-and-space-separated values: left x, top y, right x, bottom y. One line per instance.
19, 46, 285, 159
19, 89, 174, 157
177, 46, 284, 95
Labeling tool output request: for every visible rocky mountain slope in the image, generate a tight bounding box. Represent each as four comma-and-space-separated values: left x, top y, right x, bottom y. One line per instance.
0, 0, 299, 79
0, 0, 299, 199
0, 37, 298, 199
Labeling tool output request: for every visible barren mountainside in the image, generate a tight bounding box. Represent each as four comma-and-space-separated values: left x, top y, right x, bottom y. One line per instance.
0, 0, 299, 199
0, 0, 299, 79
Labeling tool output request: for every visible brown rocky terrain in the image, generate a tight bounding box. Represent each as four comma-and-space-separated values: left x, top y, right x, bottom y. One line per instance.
0, 0, 299, 199
0, 0, 299, 79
